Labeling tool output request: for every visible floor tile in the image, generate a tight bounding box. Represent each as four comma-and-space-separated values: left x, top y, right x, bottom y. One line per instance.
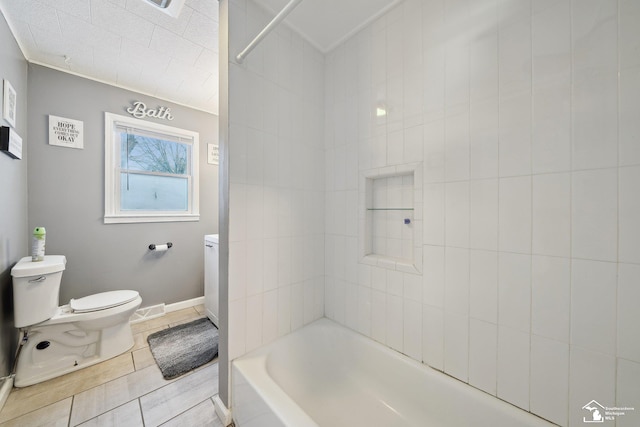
0, 397, 71, 427
140, 363, 219, 427
159, 398, 223, 427
75, 400, 144, 427
132, 347, 156, 371
0, 353, 134, 423
70, 364, 175, 426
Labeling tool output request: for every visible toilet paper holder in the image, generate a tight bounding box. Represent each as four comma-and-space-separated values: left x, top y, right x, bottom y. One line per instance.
148, 242, 173, 251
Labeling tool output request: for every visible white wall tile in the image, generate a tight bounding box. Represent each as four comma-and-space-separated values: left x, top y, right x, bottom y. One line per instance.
422, 304, 444, 370
387, 129, 404, 166
228, 298, 246, 360
444, 312, 469, 382
470, 29, 498, 104
245, 294, 263, 352
245, 239, 263, 296
532, 1, 571, 175
530, 335, 569, 426
423, 44, 445, 121
618, 263, 640, 363
498, 14, 531, 99
290, 282, 304, 331
423, 119, 445, 183
569, 347, 615, 427
470, 98, 499, 179
423, 245, 445, 308
357, 285, 372, 336
572, 72, 618, 171
620, 0, 640, 70
571, 0, 617, 74
404, 125, 423, 164
619, 68, 640, 166
469, 250, 498, 324
532, 78, 571, 174
469, 319, 497, 395
497, 326, 530, 411
371, 266, 387, 292
344, 282, 358, 330
616, 358, 640, 427
386, 294, 403, 352
470, 179, 498, 251
445, 39, 470, 108
262, 290, 278, 344
445, 110, 470, 182
571, 259, 617, 355
499, 176, 531, 254
532, 173, 571, 257
371, 290, 387, 344
532, 255, 570, 343
277, 286, 291, 337
572, 169, 617, 262
619, 166, 640, 264
532, 1, 570, 86
445, 181, 470, 248
387, 269, 403, 297
228, 241, 247, 301
277, 237, 292, 287
403, 299, 422, 361
445, 247, 470, 316
424, 183, 445, 245
499, 93, 531, 177
404, 273, 422, 302
498, 252, 531, 333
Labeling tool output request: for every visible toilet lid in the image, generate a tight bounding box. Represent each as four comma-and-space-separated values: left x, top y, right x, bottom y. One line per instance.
70, 290, 139, 313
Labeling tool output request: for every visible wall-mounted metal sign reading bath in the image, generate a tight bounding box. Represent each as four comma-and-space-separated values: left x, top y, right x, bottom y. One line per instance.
126, 101, 174, 121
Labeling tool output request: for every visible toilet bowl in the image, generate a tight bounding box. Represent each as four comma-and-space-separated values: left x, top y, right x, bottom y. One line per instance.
11, 255, 142, 387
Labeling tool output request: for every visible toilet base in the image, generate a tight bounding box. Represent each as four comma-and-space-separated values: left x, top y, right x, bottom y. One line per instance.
14, 321, 135, 388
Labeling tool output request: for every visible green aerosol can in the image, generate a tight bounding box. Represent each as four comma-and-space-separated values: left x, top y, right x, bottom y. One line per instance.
32, 227, 46, 262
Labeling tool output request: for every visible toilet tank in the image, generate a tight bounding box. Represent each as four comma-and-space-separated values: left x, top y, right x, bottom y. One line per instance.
11, 255, 66, 328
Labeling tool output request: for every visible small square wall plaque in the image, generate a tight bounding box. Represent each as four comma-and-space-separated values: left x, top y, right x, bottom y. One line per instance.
0, 126, 22, 159
49, 115, 84, 149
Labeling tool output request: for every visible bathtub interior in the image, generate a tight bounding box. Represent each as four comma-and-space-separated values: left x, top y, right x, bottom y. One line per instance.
233, 318, 554, 427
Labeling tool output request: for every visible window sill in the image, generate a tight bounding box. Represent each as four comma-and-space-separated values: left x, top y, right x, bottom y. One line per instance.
104, 214, 200, 224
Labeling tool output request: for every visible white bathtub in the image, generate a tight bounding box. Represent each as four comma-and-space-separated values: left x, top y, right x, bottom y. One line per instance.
232, 318, 555, 427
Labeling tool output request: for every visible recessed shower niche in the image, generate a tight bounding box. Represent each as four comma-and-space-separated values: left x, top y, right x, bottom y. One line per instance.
360, 164, 422, 274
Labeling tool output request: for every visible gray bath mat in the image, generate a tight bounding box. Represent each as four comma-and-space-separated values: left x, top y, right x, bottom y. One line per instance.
147, 317, 219, 380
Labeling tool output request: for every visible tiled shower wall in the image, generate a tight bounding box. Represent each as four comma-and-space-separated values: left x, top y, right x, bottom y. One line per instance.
323, 0, 640, 426
227, 0, 325, 360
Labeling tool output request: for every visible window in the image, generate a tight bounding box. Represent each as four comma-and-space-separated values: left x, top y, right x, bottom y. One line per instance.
104, 112, 199, 223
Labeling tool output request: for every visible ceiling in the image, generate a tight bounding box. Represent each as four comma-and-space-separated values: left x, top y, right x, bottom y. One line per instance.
0, 0, 400, 116
260, 0, 402, 53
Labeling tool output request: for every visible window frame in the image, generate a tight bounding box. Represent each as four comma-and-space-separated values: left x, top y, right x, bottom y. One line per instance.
104, 112, 200, 224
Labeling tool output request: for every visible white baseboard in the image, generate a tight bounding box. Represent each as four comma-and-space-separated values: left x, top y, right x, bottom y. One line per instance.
0, 377, 14, 413
130, 303, 165, 324
166, 296, 204, 312
130, 296, 205, 324
213, 395, 233, 426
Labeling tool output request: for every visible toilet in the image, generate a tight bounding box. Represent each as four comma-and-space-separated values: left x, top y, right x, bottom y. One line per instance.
11, 255, 142, 387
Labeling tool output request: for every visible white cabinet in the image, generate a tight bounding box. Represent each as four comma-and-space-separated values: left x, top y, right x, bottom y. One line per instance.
204, 234, 219, 327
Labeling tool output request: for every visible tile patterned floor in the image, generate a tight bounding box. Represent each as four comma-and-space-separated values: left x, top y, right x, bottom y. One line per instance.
0, 305, 225, 427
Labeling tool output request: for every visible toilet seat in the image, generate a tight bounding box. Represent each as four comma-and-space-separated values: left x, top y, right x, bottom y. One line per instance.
70, 290, 139, 313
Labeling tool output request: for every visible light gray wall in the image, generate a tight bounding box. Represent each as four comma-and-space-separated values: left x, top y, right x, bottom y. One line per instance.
0, 12, 28, 377
27, 65, 218, 307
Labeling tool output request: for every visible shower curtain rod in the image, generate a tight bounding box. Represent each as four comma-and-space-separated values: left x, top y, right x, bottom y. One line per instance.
235, 0, 304, 64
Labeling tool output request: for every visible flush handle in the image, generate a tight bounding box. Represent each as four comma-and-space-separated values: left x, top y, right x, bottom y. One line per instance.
28, 276, 47, 283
